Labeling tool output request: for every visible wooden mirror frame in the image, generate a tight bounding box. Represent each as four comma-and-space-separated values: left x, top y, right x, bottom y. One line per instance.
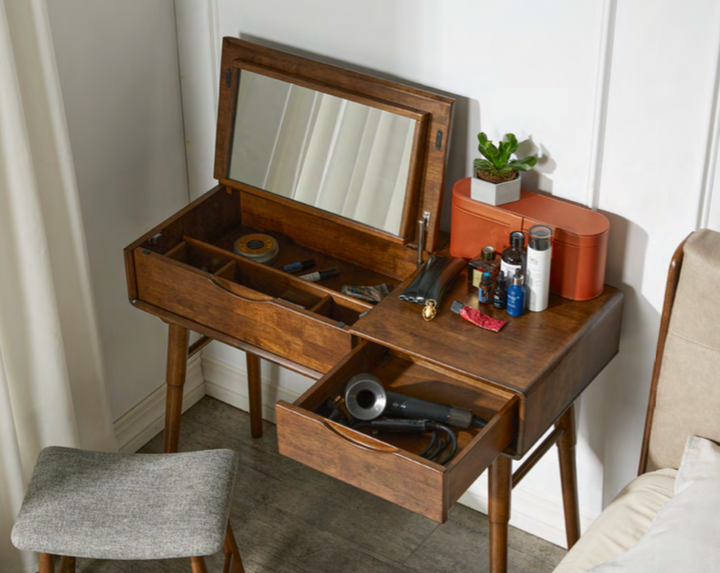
213, 37, 454, 252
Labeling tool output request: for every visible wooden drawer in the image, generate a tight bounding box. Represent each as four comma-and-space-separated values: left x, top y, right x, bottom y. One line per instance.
276, 340, 519, 522
133, 239, 371, 373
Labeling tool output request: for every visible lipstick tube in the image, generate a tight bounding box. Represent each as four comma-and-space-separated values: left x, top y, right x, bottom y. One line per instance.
450, 301, 506, 332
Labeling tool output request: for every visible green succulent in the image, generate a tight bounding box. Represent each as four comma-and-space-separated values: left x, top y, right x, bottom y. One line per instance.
473, 132, 537, 182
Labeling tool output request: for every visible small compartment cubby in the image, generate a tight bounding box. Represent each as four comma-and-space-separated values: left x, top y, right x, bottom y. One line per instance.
127, 191, 391, 373
164, 241, 231, 274
276, 341, 519, 522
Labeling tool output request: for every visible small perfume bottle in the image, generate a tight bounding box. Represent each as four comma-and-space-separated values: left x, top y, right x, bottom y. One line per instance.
479, 272, 492, 305
468, 246, 499, 290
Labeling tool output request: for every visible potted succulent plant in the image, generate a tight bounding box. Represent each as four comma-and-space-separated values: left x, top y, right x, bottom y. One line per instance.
471, 132, 537, 206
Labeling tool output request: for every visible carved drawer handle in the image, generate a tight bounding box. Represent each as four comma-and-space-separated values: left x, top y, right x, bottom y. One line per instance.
210, 276, 273, 302
321, 420, 400, 454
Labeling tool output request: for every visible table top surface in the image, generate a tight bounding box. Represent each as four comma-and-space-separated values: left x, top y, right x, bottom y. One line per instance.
351, 274, 624, 397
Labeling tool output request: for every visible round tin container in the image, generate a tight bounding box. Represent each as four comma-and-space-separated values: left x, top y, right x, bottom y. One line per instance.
233, 234, 279, 265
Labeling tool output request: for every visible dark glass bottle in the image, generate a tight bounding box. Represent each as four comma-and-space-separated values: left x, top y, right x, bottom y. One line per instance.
492, 271, 507, 309
500, 231, 526, 287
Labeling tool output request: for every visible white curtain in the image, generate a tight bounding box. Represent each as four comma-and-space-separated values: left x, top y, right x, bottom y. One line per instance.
0, 1, 116, 571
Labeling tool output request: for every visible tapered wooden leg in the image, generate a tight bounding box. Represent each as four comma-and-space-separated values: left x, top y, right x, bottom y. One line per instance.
246, 352, 263, 438
58, 556, 75, 572
489, 455, 512, 573
39, 553, 54, 573
556, 403, 581, 548
164, 323, 189, 454
190, 556, 209, 573
223, 522, 245, 573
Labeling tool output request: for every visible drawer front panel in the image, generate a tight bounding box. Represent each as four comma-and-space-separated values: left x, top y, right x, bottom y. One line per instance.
277, 404, 445, 521
276, 341, 518, 523
134, 249, 351, 373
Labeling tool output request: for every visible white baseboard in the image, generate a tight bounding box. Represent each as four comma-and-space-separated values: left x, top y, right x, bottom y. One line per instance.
113, 353, 206, 453
201, 355, 301, 423
460, 484, 597, 548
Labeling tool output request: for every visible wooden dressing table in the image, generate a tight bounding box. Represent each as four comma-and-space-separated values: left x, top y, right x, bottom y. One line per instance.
124, 38, 623, 573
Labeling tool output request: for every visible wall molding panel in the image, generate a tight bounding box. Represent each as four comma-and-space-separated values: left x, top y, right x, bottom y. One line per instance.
699, 18, 720, 231
173, 0, 222, 198
585, 0, 617, 211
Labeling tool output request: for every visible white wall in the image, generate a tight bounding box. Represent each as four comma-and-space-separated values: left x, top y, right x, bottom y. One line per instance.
46, 0, 190, 421
44, 0, 720, 547
173, 0, 720, 546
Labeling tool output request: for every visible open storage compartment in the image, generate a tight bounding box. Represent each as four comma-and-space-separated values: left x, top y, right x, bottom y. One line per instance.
125, 38, 453, 374
276, 340, 519, 522
129, 189, 394, 372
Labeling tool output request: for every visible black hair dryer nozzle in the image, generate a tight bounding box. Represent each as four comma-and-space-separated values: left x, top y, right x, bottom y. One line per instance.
344, 373, 487, 429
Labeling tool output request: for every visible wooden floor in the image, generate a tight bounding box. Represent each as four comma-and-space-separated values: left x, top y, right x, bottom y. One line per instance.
77, 397, 566, 573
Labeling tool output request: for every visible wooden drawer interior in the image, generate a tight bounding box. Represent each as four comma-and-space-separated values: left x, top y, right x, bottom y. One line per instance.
157, 237, 373, 325
130, 185, 411, 298
276, 341, 518, 522
133, 235, 378, 372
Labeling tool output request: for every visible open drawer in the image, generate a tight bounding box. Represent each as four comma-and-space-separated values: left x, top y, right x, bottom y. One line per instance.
276, 340, 519, 522
132, 231, 373, 373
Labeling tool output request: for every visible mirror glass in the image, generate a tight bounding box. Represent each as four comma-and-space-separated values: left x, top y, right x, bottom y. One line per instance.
229, 70, 417, 236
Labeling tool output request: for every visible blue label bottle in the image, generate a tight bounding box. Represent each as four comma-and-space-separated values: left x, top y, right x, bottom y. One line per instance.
506, 269, 526, 317
478, 272, 492, 304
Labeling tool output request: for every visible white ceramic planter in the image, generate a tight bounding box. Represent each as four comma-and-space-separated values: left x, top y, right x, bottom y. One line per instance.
470, 172, 521, 206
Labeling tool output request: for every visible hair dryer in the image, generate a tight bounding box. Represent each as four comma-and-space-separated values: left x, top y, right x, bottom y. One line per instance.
344, 373, 486, 429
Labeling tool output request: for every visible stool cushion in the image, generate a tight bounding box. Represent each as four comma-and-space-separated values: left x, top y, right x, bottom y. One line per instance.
11, 446, 237, 560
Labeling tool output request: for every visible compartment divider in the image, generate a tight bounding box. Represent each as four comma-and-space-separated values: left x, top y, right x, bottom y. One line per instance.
214, 260, 237, 279
183, 235, 372, 312
165, 241, 187, 260
308, 295, 333, 315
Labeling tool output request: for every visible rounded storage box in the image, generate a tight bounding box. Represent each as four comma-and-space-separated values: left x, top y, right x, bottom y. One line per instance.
450, 178, 609, 301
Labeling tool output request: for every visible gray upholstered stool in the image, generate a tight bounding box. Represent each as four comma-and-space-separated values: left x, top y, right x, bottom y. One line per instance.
11, 446, 244, 573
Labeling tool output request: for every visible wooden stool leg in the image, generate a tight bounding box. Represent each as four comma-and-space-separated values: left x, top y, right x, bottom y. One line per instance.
58, 556, 75, 572
556, 403, 581, 548
246, 352, 263, 438
190, 556, 209, 573
489, 455, 512, 573
164, 323, 189, 454
223, 522, 246, 573
39, 553, 55, 573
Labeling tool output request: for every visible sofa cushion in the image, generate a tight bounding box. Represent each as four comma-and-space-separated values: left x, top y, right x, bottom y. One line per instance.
553, 469, 676, 573
556, 436, 720, 573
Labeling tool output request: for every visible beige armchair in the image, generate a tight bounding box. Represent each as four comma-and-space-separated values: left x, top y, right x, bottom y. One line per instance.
554, 228, 720, 573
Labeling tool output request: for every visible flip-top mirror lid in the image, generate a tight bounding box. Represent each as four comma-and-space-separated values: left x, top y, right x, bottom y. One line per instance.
214, 37, 454, 252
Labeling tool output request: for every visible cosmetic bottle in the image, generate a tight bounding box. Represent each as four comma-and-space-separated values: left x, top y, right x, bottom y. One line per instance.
492, 271, 507, 309
500, 231, 526, 287
526, 225, 553, 312
506, 269, 526, 317
479, 272, 492, 305
468, 246, 499, 289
